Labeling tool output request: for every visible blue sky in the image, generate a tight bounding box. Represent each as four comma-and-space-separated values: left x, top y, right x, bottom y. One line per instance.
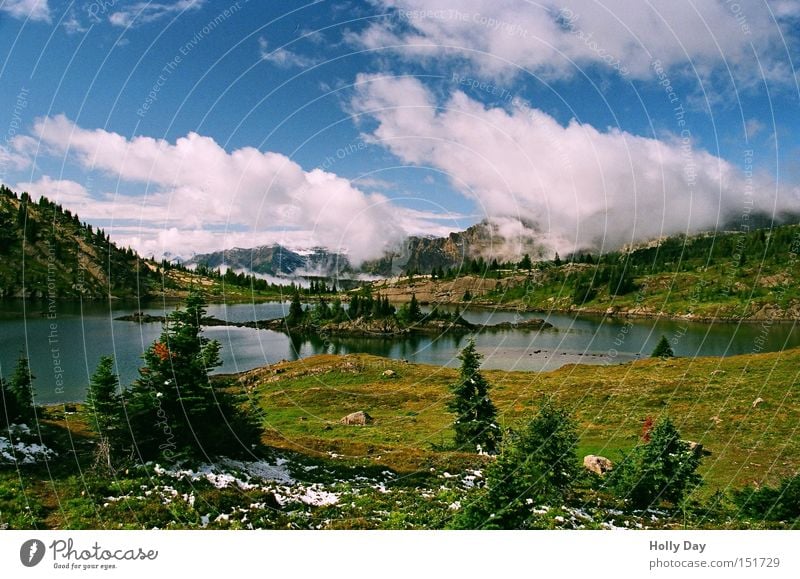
1, 0, 798, 261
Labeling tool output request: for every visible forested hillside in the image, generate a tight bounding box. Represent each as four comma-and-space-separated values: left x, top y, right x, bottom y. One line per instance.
0, 185, 152, 298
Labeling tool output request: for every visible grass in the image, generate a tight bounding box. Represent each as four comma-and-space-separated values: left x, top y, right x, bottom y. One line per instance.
1, 347, 797, 529
244, 348, 799, 494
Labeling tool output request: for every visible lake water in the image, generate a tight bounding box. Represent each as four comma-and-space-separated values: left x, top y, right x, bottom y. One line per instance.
1, 299, 798, 403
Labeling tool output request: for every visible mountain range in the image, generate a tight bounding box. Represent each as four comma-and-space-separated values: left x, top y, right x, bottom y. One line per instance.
186, 220, 546, 278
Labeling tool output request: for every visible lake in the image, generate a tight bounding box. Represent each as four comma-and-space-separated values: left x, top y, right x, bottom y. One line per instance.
1, 299, 798, 403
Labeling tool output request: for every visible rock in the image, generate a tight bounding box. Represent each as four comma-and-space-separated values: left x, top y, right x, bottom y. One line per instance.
339, 411, 373, 426
583, 455, 613, 475
382, 369, 397, 378
684, 440, 711, 456
752, 397, 765, 408
710, 415, 722, 425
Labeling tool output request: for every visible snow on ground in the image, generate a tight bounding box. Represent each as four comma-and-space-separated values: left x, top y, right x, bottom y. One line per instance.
153, 457, 295, 488
152, 457, 340, 508
0, 425, 57, 464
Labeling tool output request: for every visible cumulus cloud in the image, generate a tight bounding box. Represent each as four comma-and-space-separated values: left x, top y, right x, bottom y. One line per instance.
351, 74, 799, 255
21, 115, 454, 262
0, 0, 50, 22
109, 0, 203, 28
355, 0, 798, 83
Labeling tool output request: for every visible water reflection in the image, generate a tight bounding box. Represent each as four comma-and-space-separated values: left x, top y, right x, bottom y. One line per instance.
0, 299, 798, 403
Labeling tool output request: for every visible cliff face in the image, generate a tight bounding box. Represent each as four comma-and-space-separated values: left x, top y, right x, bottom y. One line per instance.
364, 220, 545, 276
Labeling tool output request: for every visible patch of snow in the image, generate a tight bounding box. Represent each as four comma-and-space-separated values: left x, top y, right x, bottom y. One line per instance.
0, 434, 57, 464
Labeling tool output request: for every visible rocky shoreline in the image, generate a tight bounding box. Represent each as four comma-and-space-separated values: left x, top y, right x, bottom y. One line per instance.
115, 312, 554, 336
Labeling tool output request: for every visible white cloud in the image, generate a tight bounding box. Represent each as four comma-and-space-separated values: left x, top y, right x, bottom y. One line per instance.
0, 0, 50, 22
0, 142, 32, 174
355, 0, 798, 83
258, 36, 320, 68
351, 74, 799, 255
109, 0, 203, 28
17, 176, 92, 206
61, 9, 87, 34
22, 115, 454, 262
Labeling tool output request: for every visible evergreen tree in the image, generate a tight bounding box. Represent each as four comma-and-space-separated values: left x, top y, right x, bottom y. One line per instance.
447, 340, 501, 454
452, 399, 578, 529
349, 294, 360, 319
651, 335, 675, 358
331, 298, 346, 322
407, 293, 422, 323
607, 416, 702, 508
314, 298, 331, 321
286, 288, 305, 327
8, 355, 35, 423
371, 295, 382, 318
518, 254, 532, 270
0, 376, 14, 429
608, 265, 637, 295
553, 252, 561, 266
124, 292, 260, 461
85, 356, 121, 436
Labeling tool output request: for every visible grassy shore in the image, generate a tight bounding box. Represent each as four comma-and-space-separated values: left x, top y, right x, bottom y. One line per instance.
1, 347, 797, 529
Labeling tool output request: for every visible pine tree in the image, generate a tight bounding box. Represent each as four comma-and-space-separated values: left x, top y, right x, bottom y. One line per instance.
0, 376, 14, 429
607, 416, 702, 508
86, 356, 122, 436
331, 298, 345, 322
408, 293, 422, 323
286, 288, 305, 327
518, 254, 533, 271
349, 294, 360, 319
651, 335, 675, 358
314, 299, 331, 321
452, 399, 578, 529
124, 291, 260, 461
8, 355, 35, 423
448, 340, 501, 454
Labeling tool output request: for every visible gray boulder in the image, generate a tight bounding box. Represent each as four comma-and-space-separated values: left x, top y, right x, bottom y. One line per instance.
339, 411, 373, 426
583, 455, 613, 475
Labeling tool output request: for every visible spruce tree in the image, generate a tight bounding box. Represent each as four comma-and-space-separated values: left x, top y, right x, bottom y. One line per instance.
452, 399, 578, 529
286, 288, 305, 327
408, 293, 422, 323
0, 376, 13, 429
349, 294, 360, 319
124, 291, 259, 461
448, 340, 501, 454
607, 416, 702, 508
518, 254, 532, 271
651, 335, 675, 358
85, 356, 121, 437
8, 355, 35, 423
